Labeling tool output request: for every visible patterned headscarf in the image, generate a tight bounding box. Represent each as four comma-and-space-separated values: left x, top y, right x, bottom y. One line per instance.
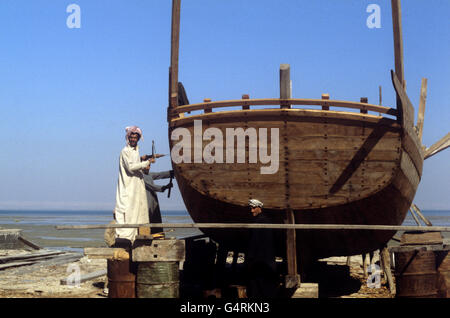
248, 199, 264, 208
125, 126, 143, 145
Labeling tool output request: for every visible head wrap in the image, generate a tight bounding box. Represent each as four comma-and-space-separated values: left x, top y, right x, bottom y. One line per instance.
125, 126, 143, 145
248, 199, 263, 208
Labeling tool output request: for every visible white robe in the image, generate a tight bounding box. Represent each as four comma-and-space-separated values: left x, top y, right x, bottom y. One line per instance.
114, 145, 149, 241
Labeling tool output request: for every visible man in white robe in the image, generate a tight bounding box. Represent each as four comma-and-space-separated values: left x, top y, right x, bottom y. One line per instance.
114, 126, 153, 243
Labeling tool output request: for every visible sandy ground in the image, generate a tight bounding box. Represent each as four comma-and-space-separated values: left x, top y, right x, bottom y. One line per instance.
0, 249, 392, 298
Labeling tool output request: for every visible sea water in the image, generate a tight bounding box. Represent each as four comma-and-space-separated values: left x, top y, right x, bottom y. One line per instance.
0, 209, 448, 252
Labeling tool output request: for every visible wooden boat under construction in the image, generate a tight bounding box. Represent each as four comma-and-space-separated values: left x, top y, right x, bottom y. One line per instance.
166, 0, 425, 261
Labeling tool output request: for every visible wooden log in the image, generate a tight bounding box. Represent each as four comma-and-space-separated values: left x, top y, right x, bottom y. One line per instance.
18, 236, 41, 250
360, 97, 368, 114
132, 239, 185, 262
0, 260, 37, 270
381, 246, 396, 295
57, 223, 450, 232
280, 64, 291, 109
60, 269, 107, 286
417, 78, 427, 142
242, 94, 250, 110
321, 94, 330, 111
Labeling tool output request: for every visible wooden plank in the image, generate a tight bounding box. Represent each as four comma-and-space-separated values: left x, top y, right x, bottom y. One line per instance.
0, 260, 37, 270
417, 78, 427, 142
132, 239, 185, 262
18, 236, 41, 250
0, 250, 65, 264
280, 64, 291, 109
391, 70, 414, 128
58, 223, 450, 232
60, 269, 107, 286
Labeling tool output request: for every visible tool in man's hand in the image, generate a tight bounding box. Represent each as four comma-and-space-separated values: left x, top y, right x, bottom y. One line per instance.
167, 171, 174, 198
143, 140, 166, 160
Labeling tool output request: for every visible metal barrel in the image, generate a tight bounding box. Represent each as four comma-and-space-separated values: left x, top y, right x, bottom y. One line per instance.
394, 249, 438, 298
136, 261, 180, 298
107, 259, 137, 298
435, 250, 450, 298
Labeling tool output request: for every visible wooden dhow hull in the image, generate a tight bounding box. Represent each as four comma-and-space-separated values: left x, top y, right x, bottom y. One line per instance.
168, 97, 424, 258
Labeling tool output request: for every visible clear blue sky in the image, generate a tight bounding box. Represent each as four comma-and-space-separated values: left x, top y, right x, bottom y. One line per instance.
0, 0, 448, 211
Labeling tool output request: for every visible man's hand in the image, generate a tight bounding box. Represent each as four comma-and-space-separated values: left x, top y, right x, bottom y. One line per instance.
161, 183, 173, 192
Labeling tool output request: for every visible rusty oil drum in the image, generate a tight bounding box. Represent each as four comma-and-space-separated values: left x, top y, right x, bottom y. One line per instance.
107, 259, 137, 298
394, 249, 438, 298
136, 262, 179, 298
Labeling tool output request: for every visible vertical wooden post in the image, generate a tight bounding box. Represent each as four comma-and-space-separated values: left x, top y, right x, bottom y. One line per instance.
242, 94, 250, 110
285, 208, 300, 288
360, 97, 368, 114
321, 94, 330, 110
417, 78, 428, 142
381, 246, 396, 296
391, 0, 405, 114
379, 86, 382, 106
169, 0, 181, 111
280, 64, 291, 109
204, 98, 212, 113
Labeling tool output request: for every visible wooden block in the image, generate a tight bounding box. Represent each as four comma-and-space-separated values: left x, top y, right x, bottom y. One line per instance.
400, 231, 443, 246
360, 97, 368, 114
292, 283, 319, 298
138, 226, 151, 237
132, 239, 185, 262
204, 98, 212, 113
84, 247, 129, 260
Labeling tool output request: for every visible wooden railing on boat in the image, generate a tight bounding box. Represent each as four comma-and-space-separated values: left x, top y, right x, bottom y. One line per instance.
169, 98, 398, 119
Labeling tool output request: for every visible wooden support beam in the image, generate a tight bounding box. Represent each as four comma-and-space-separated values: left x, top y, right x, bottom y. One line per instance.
321, 94, 330, 111
424, 132, 450, 160
242, 94, 250, 110
280, 64, 291, 109
379, 85, 382, 106
417, 78, 427, 142
411, 203, 433, 226
285, 209, 300, 288
84, 248, 129, 260
360, 97, 368, 114
409, 208, 421, 226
